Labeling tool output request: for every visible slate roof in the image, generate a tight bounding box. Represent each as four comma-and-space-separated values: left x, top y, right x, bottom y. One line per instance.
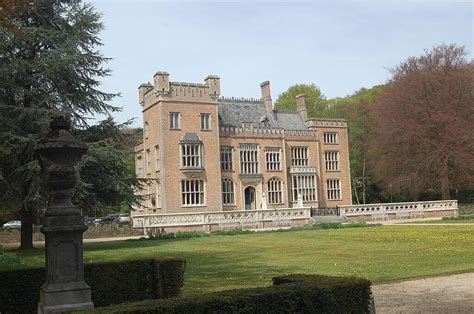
179, 133, 202, 143
217, 99, 306, 131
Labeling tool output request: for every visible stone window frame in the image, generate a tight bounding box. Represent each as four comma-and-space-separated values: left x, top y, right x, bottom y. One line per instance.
144, 121, 149, 139
267, 177, 283, 204
181, 179, 205, 207
323, 132, 339, 144
154, 145, 160, 172
291, 146, 309, 166
326, 179, 342, 200
265, 147, 282, 171
136, 155, 143, 178
291, 174, 317, 202
145, 149, 151, 174
222, 178, 235, 206
324, 151, 340, 171
200, 113, 211, 130
169, 112, 181, 130
220, 146, 233, 171
152, 180, 161, 209
239, 143, 259, 174
180, 143, 204, 169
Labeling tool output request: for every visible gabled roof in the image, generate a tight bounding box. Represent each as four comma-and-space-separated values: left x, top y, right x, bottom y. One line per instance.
179, 133, 202, 144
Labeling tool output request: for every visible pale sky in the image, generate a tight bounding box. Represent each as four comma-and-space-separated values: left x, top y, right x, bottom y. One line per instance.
90, 0, 473, 127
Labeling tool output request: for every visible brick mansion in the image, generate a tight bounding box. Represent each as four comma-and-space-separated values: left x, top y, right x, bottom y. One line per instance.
133, 72, 352, 216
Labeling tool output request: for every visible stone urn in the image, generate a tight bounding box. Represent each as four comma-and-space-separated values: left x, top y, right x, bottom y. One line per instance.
35, 115, 93, 313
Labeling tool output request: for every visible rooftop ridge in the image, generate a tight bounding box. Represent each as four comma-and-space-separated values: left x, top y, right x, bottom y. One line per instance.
170, 81, 208, 88
274, 109, 299, 114
218, 96, 263, 103
307, 117, 347, 122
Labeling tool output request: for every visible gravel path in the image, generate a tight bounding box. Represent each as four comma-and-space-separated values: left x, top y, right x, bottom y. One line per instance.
373, 273, 474, 313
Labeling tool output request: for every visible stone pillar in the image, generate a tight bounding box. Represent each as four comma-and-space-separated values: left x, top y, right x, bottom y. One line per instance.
35, 116, 93, 313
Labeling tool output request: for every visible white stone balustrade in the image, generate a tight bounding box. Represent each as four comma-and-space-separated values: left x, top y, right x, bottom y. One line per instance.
338, 200, 458, 217
132, 207, 311, 229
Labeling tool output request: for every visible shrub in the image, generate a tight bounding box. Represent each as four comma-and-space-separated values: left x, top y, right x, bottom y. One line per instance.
0, 258, 185, 313
442, 214, 474, 221
91, 274, 372, 313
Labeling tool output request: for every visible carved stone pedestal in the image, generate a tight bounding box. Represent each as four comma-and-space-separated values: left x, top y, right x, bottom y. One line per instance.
35, 116, 93, 313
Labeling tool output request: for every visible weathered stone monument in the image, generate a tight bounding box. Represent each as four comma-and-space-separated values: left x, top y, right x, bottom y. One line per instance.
35, 116, 93, 313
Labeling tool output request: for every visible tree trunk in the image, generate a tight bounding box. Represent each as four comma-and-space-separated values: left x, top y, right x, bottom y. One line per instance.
20, 207, 34, 250
441, 175, 451, 200
362, 157, 366, 204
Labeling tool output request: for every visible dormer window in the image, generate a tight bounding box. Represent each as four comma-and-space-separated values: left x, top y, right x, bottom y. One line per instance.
260, 115, 269, 127
242, 122, 252, 132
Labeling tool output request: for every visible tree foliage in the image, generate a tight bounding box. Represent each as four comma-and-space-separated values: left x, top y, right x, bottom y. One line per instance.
369, 44, 474, 199
73, 118, 141, 217
0, 0, 136, 248
274, 83, 327, 117
326, 86, 385, 203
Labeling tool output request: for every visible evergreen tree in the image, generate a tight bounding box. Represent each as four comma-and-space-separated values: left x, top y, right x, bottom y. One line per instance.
0, 0, 134, 248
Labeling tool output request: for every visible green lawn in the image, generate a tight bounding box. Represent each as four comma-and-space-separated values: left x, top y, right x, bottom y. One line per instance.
2, 225, 474, 296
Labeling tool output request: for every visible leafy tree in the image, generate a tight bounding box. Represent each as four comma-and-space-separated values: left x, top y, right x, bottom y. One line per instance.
0, 0, 133, 249
369, 44, 474, 200
274, 83, 327, 117
327, 86, 385, 204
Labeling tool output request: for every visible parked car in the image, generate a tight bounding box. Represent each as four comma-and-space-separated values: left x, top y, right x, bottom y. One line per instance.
2, 220, 21, 229
102, 213, 120, 223
116, 214, 130, 223
84, 217, 103, 226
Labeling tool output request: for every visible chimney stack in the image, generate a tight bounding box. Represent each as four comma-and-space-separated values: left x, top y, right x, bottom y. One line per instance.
260, 81, 273, 112
296, 94, 308, 122
153, 71, 170, 93
205, 75, 221, 97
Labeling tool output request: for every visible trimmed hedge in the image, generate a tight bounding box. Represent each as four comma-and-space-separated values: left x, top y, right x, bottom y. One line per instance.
91, 274, 372, 313
0, 257, 185, 313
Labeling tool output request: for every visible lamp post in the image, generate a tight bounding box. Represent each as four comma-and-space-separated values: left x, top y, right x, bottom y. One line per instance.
35, 116, 93, 313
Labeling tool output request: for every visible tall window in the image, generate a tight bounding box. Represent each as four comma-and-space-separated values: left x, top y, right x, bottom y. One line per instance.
326, 179, 341, 200
181, 144, 203, 168
265, 148, 281, 171
324, 132, 339, 144
181, 179, 205, 206
145, 182, 152, 208
153, 181, 161, 208
145, 149, 151, 174
136, 156, 143, 177
267, 178, 283, 204
169, 112, 181, 129
220, 146, 233, 171
291, 147, 308, 166
154, 145, 160, 171
240, 144, 259, 174
292, 175, 316, 202
200, 113, 211, 130
222, 178, 235, 205
325, 151, 340, 171
144, 122, 149, 139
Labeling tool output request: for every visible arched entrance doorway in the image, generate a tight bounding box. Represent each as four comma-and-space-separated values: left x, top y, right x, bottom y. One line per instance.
244, 186, 256, 210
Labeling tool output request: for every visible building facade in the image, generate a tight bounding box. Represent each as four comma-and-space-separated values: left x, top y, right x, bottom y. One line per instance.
133, 72, 352, 217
